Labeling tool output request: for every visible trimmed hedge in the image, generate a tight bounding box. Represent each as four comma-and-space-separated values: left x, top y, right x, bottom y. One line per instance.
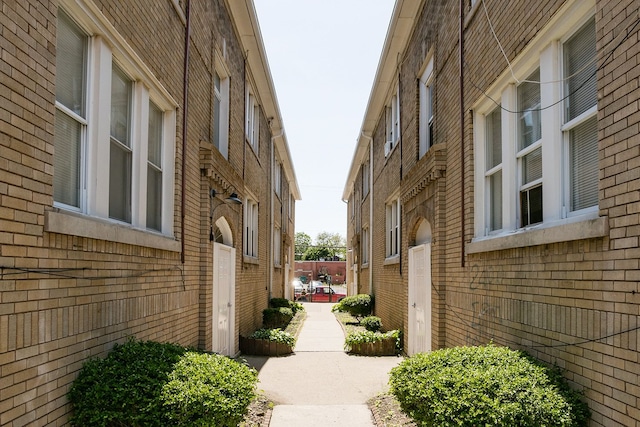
262, 307, 293, 329
68, 339, 257, 427
332, 294, 373, 318
360, 315, 382, 332
389, 344, 590, 427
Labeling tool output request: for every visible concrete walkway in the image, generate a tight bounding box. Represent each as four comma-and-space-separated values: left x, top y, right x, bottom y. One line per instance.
243, 302, 403, 426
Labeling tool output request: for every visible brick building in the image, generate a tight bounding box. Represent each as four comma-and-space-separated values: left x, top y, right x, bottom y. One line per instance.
294, 260, 347, 284
0, 0, 299, 425
343, 0, 640, 425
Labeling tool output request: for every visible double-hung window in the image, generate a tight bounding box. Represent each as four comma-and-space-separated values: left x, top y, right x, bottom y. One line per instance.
274, 160, 282, 197
274, 225, 281, 266
472, 1, 598, 246
361, 161, 370, 197
362, 226, 369, 265
246, 86, 259, 152
385, 86, 400, 156
53, 8, 176, 238
386, 199, 400, 258
419, 56, 434, 158
244, 198, 258, 258
213, 69, 230, 159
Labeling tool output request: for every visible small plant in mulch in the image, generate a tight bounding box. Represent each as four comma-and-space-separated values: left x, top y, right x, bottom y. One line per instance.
334, 311, 402, 355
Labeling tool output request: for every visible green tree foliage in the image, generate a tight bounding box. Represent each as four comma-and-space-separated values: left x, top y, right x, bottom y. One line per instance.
297, 231, 346, 260
301, 245, 331, 261
294, 232, 312, 260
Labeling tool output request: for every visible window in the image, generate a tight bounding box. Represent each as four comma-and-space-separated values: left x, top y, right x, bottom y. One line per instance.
362, 226, 369, 265
361, 161, 369, 197
244, 198, 258, 258
246, 86, 259, 152
386, 199, 400, 258
53, 8, 176, 235
274, 226, 281, 266
385, 86, 400, 156
472, 2, 597, 244
274, 160, 282, 197
419, 57, 434, 158
213, 69, 230, 158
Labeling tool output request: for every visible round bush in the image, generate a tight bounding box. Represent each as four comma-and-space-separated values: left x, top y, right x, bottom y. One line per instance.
68, 339, 188, 426
262, 307, 294, 328
161, 352, 257, 427
332, 294, 373, 318
389, 344, 590, 427
360, 316, 382, 332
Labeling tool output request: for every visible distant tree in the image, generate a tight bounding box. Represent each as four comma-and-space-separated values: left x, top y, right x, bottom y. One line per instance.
315, 232, 346, 260
295, 232, 312, 260
302, 246, 331, 261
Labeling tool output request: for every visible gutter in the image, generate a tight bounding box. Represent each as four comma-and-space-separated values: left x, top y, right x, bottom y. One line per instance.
360, 132, 374, 296
180, 0, 191, 264
459, 0, 466, 267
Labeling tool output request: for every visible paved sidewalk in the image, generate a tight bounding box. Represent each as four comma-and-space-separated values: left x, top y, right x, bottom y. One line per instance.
243, 302, 403, 426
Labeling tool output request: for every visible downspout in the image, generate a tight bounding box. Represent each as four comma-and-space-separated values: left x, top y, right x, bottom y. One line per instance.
361, 132, 374, 296
269, 129, 283, 302
180, 0, 191, 264
459, 0, 466, 267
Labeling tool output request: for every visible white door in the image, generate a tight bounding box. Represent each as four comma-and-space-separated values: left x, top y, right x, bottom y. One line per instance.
408, 243, 431, 355
213, 242, 235, 356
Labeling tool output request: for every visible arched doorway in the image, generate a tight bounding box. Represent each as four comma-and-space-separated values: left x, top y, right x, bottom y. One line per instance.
212, 216, 235, 356
408, 219, 432, 355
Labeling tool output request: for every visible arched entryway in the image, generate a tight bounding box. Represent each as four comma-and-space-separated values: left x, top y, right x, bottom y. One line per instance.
408, 219, 432, 355
212, 216, 236, 356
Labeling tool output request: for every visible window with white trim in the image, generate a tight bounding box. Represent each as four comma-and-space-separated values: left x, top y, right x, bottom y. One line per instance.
362, 226, 369, 265
385, 199, 400, 258
274, 225, 281, 266
419, 56, 434, 158
213, 68, 230, 159
54, 9, 176, 235
274, 160, 282, 197
361, 161, 369, 197
245, 86, 259, 152
244, 198, 258, 258
473, 5, 597, 241
385, 85, 400, 156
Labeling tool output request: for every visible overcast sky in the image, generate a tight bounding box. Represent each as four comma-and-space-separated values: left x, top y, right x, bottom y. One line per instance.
253, 1, 395, 241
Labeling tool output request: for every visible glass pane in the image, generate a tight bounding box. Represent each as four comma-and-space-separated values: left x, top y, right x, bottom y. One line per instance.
148, 102, 163, 167
521, 185, 543, 227
109, 140, 132, 223
214, 71, 220, 92
518, 69, 541, 149
110, 66, 132, 147
56, 12, 86, 116
147, 167, 162, 231
570, 116, 598, 211
522, 147, 542, 184
486, 107, 502, 170
213, 95, 221, 150
54, 110, 81, 207
489, 170, 502, 231
565, 18, 596, 122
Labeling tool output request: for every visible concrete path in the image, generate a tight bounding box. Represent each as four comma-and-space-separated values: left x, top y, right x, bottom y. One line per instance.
243, 302, 403, 426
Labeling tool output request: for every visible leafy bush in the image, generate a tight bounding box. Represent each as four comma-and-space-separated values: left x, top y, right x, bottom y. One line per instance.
332, 294, 373, 318
262, 307, 293, 328
360, 316, 382, 332
69, 339, 187, 426
69, 339, 258, 427
345, 330, 401, 351
269, 297, 303, 314
249, 328, 295, 347
389, 344, 590, 427
161, 352, 257, 427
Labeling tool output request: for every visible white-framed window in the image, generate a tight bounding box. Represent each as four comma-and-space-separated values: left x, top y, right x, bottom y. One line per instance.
54, 7, 176, 235
361, 161, 370, 197
274, 160, 282, 197
245, 86, 259, 152
385, 85, 400, 156
386, 198, 400, 258
362, 226, 369, 265
473, 1, 597, 243
419, 56, 434, 158
213, 67, 230, 159
244, 197, 258, 258
289, 194, 294, 221
274, 225, 281, 266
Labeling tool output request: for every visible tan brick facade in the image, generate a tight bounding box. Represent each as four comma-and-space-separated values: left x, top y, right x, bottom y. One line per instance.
344, 0, 640, 425
0, 0, 299, 425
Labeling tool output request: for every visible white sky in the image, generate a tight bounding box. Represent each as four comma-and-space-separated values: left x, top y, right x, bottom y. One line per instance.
253, 1, 395, 242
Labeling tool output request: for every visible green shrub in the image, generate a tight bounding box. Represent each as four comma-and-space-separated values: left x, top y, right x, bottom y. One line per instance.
161, 352, 257, 427
332, 294, 373, 318
262, 307, 294, 328
360, 316, 382, 332
269, 297, 303, 314
345, 330, 401, 352
249, 328, 296, 347
389, 344, 590, 427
